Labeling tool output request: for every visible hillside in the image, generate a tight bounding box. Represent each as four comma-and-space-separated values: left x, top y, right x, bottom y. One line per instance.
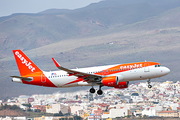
1, 0, 180, 58
0, 0, 180, 98
0, 109, 27, 117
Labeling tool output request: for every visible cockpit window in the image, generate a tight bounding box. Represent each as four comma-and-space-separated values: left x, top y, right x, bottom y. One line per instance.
155, 65, 161, 67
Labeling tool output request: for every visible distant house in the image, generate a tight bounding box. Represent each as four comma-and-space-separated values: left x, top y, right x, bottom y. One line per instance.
157, 111, 179, 117
46, 103, 68, 114
31, 105, 46, 112
70, 105, 82, 115
131, 93, 143, 103
142, 107, 156, 116
102, 108, 128, 119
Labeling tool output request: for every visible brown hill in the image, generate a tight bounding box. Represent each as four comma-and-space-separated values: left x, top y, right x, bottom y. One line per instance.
0, 109, 28, 117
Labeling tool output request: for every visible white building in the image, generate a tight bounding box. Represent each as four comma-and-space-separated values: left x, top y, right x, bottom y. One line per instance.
131, 93, 143, 102
46, 103, 68, 114
70, 105, 82, 115
102, 108, 128, 119
13, 117, 26, 120
17, 95, 30, 104
142, 107, 156, 116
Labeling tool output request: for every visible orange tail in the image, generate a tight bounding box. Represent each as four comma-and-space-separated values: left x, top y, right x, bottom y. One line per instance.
13, 49, 42, 76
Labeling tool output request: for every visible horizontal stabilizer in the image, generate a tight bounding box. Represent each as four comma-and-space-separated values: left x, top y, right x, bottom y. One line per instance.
10, 76, 32, 81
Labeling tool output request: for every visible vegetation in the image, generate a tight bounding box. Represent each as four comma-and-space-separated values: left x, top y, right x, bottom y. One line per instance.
54, 111, 64, 116
25, 111, 54, 117
0, 104, 21, 110
22, 103, 32, 109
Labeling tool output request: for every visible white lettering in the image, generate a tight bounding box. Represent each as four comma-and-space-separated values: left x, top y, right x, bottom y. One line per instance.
120, 64, 143, 70
15, 51, 35, 72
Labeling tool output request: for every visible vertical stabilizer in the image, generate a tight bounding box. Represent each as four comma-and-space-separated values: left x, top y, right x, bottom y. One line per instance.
13, 49, 42, 76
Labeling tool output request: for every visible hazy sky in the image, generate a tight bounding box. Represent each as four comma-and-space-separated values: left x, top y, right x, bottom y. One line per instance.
0, 0, 102, 17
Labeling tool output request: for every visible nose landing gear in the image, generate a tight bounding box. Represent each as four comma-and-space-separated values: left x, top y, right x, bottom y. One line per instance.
147, 79, 152, 88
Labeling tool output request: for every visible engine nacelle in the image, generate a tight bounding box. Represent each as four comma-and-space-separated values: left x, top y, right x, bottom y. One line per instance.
102, 75, 128, 89
114, 81, 129, 89
102, 76, 118, 87
102, 75, 124, 87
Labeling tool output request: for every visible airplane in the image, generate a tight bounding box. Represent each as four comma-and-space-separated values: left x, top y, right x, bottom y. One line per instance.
11, 49, 170, 95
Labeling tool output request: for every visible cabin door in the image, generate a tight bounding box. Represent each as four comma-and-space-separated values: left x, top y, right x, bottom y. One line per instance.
41, 74, 46, 83
144, 62, 150, 72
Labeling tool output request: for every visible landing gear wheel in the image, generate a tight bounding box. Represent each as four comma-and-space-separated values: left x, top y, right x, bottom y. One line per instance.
90, 88, 95, 93
147, 79, 152, 89
148, 85, 152, 88
97, 89, 103, 95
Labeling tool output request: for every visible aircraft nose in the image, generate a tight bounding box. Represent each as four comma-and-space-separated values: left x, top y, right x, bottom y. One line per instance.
163, 67, 170, 75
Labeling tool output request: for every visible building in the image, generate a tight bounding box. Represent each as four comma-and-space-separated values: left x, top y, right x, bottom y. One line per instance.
46, 103, 68, 114
131, 93, 143, 102
142, 107, 156, 116
157, 111, 179, 117
102, 108, 128, 119
70, 105, 82, 115
31, 105, 46, 112
17, 95, 30, 104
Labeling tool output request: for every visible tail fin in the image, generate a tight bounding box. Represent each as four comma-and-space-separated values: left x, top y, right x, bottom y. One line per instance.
13, 49, 42, 76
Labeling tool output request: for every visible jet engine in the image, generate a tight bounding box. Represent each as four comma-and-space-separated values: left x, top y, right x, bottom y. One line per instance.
114, 81, 129, 89
101, 75, 124, 87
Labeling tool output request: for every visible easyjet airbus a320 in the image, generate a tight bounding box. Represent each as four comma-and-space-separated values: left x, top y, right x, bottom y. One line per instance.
11, 50, 170, 95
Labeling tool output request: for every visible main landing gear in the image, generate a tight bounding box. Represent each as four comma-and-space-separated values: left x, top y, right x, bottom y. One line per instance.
90, 87, 95, 93
147, 79, 152, 88
89, 86, 103, 95
97, 86, 103, 95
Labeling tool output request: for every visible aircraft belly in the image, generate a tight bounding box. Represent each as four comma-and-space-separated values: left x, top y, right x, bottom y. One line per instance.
50, 76, 78, 87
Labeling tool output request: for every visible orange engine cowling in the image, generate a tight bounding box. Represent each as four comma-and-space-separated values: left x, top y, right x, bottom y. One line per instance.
114, 81, 129, 89
102, 76, 128, 89
102, 76, 118, 87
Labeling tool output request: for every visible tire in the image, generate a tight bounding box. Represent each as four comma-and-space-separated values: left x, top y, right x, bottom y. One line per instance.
97, 89, 103, 95
90, 88, 95, 93
148, 85, 152, 88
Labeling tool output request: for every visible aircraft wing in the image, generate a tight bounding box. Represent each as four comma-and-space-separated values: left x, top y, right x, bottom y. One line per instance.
52, 58, 102, 80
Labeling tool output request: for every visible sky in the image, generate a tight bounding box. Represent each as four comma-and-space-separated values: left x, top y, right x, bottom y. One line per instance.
0, 0, 102, 17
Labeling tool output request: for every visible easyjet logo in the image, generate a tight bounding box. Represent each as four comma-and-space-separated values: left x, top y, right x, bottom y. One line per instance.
15, 51, 35, 72
120, 64, 143, 69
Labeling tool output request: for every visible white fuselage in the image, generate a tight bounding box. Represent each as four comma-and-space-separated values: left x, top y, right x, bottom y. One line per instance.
43, 64, 170, 88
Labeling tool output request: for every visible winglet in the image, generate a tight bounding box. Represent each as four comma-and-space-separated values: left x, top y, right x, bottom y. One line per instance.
52, 58, 60, 67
